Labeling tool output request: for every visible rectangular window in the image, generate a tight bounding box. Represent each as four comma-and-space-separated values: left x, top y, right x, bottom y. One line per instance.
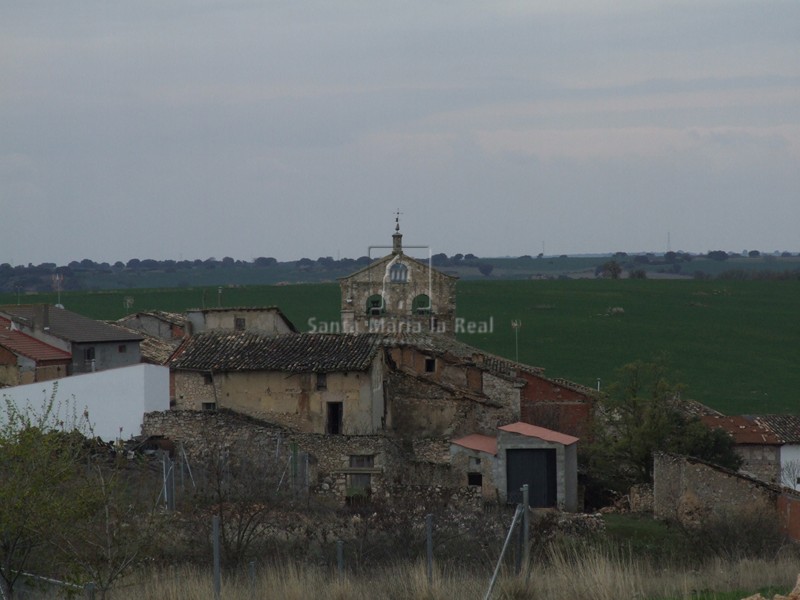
468, 472, 483, 487
425, 357, 436, 373
326, 402, 343, 435
84, 347, 96, 361
316, 372, 327, 390
118, 344, 127, 353
203, 373, 213, 385
347, 455, 374, 501
201, 402, 217, 411
234, 317, 246, 331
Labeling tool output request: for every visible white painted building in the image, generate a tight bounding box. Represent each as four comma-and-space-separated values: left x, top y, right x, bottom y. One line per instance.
1, 363, 169, 442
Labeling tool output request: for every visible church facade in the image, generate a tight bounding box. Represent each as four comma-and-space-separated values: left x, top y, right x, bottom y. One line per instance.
339, 221, 457, 334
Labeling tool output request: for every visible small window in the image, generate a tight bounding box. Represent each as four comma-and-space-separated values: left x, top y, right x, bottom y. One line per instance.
389, 262, 408, 283
469, 456, 481, 469
366, 294, 384, 316
468, 472, 483, 487
316, 372, 327, 390
347, 455, 374, 502
424, 357, 436, 373
201, 402, 217, 411
203, 373, 213, 385
118, 344, 127, 353
84, 347, 96, 361
234, 317, 246, 331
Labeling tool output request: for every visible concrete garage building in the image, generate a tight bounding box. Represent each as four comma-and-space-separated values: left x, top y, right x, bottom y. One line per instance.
451, 422, 579, 511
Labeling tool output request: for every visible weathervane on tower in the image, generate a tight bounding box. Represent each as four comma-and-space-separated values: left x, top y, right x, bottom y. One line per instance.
392, 209, 403, 253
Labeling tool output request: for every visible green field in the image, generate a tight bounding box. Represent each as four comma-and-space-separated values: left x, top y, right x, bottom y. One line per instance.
2, 279, 798, 415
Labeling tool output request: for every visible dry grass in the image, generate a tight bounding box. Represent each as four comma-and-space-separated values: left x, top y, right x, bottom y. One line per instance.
107, 550, 798, 600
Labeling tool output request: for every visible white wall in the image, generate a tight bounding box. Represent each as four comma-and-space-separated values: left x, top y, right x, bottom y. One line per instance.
781, 444, 800, 490
0, 364, 169, 442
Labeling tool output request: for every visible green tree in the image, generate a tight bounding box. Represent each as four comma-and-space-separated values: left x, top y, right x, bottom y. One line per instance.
584, 359, 741, 494
600, 260, 622, 279
0, 390, 92, 598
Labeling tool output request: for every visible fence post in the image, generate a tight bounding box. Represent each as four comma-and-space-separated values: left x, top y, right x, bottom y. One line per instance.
426, 513, 433, 586
336, 540, 344, 579
522, 484, 530, 580
213, 515, 221, 600
248, 560, 256, 592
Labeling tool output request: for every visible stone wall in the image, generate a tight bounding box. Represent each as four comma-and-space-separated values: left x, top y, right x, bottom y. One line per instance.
653, 452, 800, 540
143, 410, 461, 503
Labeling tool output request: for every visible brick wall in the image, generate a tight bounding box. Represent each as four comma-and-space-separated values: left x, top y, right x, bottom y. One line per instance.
519, 373, 592, 439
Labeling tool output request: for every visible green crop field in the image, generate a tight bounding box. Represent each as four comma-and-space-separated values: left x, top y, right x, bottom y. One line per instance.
2, 279, 798, 415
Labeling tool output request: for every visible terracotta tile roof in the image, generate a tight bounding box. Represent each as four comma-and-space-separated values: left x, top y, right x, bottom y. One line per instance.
171, 332, 382, 373
0, 305, 143, 344
498, 421, 580, 445
700, 415, 782, 445
0, 317, 72, 363
451, 433, 498, 455
383, 332, 544, 379
114, 324, 180, 365
754, 415, 800, 444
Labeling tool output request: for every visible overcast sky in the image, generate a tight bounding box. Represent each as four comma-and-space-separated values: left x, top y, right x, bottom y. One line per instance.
2, 1, 799, 265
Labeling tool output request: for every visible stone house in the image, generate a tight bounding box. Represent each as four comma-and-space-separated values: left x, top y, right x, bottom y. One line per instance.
170, 332, 386, 434
185, 306, 297, 336
0, 316, 71, 386
700, 414, 800, 489
0, 304, 142, 375
116, 310, 187, 340
339, 222, 457, 335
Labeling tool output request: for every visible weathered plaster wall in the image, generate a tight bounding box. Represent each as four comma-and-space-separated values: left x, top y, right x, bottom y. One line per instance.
172, 359, 384, 435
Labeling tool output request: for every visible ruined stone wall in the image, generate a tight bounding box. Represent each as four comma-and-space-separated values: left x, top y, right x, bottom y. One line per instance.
482, 372, 520, 427
142, 410, 460, 503
653, 452, 777, 527
172, 370, 218, 409
386, 370, 511, 438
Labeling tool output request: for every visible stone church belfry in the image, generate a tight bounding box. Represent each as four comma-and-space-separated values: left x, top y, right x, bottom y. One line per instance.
340, 217, 457, 334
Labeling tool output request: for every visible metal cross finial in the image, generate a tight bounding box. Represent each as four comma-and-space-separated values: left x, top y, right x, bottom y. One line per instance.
395, 209, 402, 232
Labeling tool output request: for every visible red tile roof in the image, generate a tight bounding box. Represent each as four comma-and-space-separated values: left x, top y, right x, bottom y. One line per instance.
0, 317, 72, 363
700, 415, 782, 445
498, 421, 580, 445
451, 433, 498, 455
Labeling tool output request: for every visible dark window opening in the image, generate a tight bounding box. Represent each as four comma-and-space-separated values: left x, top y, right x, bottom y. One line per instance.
316, 372, 327, 390
424, 357, 436, 373
412, 294, 431, 315
203, 373, 213, 385
201, 402, 217, 411
118, 344, 127, 353
347, 455, 374, 503
467, 472, 482, 487
326, 402, 343, 435
234, 317, 246, 331
366, 294, 384, 316
84, 347, 95, 361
